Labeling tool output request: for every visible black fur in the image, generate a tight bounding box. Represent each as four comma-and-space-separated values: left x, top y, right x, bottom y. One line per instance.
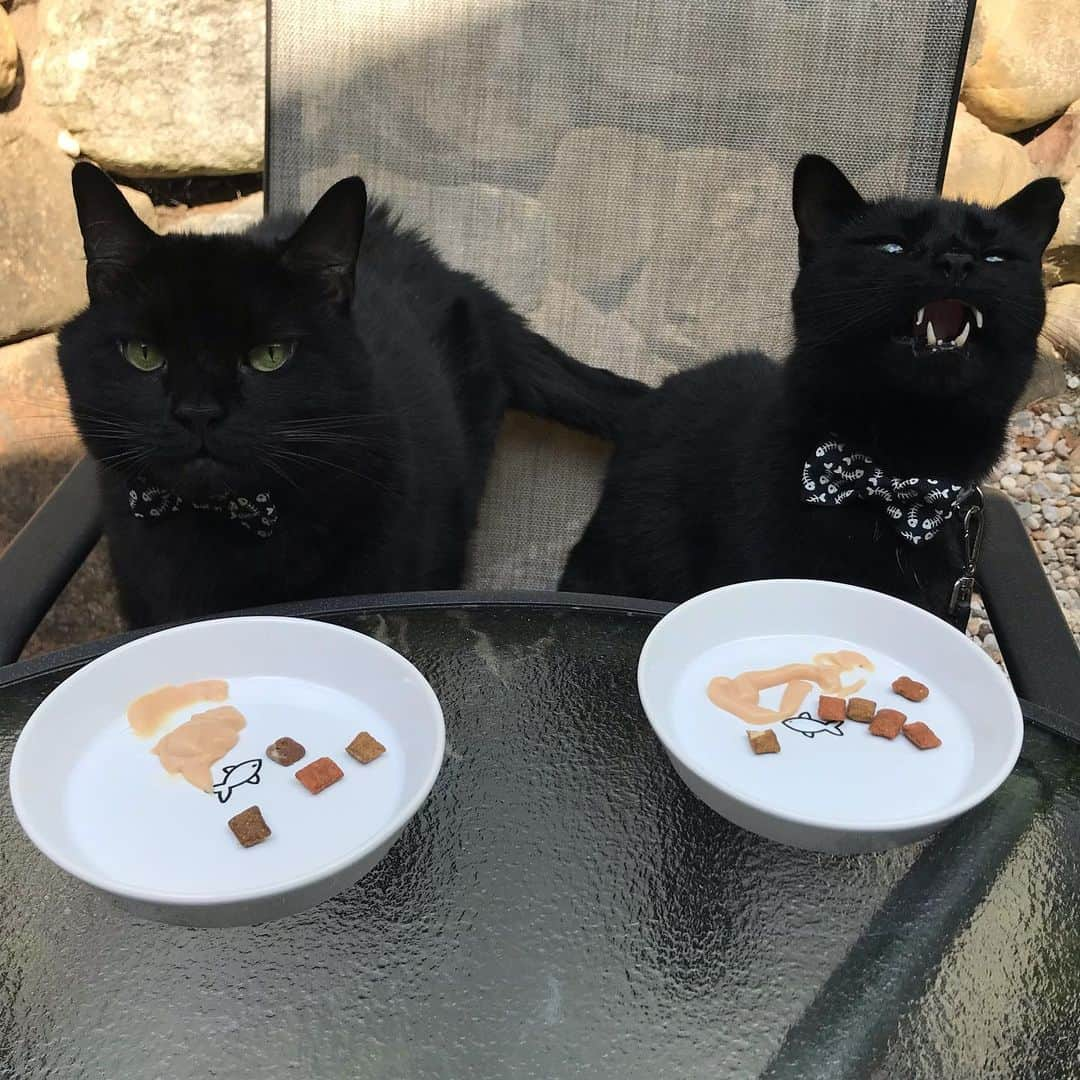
561, 155, 1063, 618
60, 164, 646, 626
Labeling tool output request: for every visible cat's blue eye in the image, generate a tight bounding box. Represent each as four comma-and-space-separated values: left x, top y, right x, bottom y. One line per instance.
877, 241, 905, 255
121, 341, 165, 372
246, 342, 295, 373
983, 253, 1006, 263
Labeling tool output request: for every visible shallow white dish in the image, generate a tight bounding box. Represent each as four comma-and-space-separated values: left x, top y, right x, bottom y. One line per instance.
637, 580, 1022, 854
10, 616, 445, 926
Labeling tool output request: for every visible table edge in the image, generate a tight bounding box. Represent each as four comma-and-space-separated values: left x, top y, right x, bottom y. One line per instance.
0, 590, 675, 688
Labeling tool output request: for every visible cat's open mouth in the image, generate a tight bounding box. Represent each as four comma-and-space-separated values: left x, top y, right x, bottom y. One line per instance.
910, 299, 983, 353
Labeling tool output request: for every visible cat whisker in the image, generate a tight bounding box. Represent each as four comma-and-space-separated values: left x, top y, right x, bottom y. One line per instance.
266, 447, 403, 498
261, 454, 304, 492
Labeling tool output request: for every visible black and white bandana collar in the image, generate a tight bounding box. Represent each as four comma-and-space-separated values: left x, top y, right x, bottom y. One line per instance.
801, 439, 973, 545
128, 476, 278, 539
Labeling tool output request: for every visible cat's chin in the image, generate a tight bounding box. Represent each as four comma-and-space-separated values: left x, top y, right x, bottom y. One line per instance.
157, 456, 236, 500
881, 337, 985, 398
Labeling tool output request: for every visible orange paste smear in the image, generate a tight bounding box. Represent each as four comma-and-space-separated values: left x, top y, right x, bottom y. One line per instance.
127, 680, 230, 736
152, 705, 247, 792
707, 650, 874, 725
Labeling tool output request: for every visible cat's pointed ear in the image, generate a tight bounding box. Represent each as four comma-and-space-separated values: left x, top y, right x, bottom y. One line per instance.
996, 177, 1064, 252
282, 177, 367, 310
792, 155, 866, 259
71, 162, 157, 302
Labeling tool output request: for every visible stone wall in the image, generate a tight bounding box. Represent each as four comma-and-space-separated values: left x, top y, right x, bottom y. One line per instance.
0, 0, 1077, 656
943, 0, 1080, 377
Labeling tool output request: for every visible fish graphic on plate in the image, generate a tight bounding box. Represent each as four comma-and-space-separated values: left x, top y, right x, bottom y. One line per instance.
782, 712, 844, 739
212, 758, 262, 804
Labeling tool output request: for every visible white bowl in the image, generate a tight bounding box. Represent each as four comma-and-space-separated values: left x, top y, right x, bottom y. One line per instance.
10, 617, 445, 926
637, 580, 1023, 854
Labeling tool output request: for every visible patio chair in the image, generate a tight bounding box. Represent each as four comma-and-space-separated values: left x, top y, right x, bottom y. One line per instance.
1, 0, 1078, 731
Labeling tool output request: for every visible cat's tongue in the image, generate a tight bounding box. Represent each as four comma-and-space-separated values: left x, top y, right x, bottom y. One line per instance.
920, 299, 967, 343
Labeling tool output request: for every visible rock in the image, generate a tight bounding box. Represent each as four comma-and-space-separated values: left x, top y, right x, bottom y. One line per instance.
0, 127, 157, 344
942, 104, 1039, 205
161, 193, 264, 235
31, 0, 264, 176
961, 0, 1080, 133
1022, 352, 1068, 405
0, 6, 17, 100
0, 333, 127, 657
542, 127, 666, 302
1027, 100, 1080, 183
1013, 409, 1037, 434
1040, 284, 1080, 365
531, 280, 662, 386
0, 335, 71, 457
1044, 175, 1080, 285
56, 129, 79, 157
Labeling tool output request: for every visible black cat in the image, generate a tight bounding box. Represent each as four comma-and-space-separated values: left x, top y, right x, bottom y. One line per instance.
60, 164, 646, 626
560, 155, 1063, 620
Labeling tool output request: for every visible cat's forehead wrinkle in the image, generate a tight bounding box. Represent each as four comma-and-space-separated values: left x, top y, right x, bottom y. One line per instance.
845, 196, 1011, 251
124, 233, 308, 348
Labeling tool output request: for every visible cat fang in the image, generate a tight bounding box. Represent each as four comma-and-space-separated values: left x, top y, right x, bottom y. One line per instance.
902, 300, 984, 355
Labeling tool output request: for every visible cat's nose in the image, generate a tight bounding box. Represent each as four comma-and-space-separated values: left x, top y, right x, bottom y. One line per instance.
172, 399, 225, 432
936, 251, 974, 282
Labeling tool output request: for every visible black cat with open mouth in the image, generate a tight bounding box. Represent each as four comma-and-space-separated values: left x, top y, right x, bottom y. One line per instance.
560, 155, 1064, 621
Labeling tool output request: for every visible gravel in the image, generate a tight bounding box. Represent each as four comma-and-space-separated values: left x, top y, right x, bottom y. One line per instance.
969, 389, 1080, 665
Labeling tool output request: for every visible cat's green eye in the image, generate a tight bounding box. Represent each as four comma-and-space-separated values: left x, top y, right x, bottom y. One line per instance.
121, 341, 165, 372
878, 241, 905, 255
246, 343, 295, 373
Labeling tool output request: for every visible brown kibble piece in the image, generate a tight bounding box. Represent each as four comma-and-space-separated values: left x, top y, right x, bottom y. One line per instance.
892, 676, 929, 702
346, 731, 386, 764
266, 736, 306, 766
748, 729, 781, 755
869, 708, 906, 739
903, 721, 942, 750
295, 756, 344, 794
846, 697, 877, 723
818, 695, 847, 723
228, 805, 271, 848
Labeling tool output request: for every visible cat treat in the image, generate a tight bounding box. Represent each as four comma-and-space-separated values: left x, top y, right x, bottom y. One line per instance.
267, 736, 306, 766
228, 806, 272, 848
902, 722, 942, 750
748, 730, 781, 755
869, 708, 906, 740
295, 756, 344, 794
892, 677, 930, 702
346, 731, 386, 764
845, 697, 876, 723
817, 695, 847, 723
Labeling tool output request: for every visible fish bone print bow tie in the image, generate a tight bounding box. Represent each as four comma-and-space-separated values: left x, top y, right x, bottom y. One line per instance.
128, 476, 278, 538
801, 440, 973, 545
